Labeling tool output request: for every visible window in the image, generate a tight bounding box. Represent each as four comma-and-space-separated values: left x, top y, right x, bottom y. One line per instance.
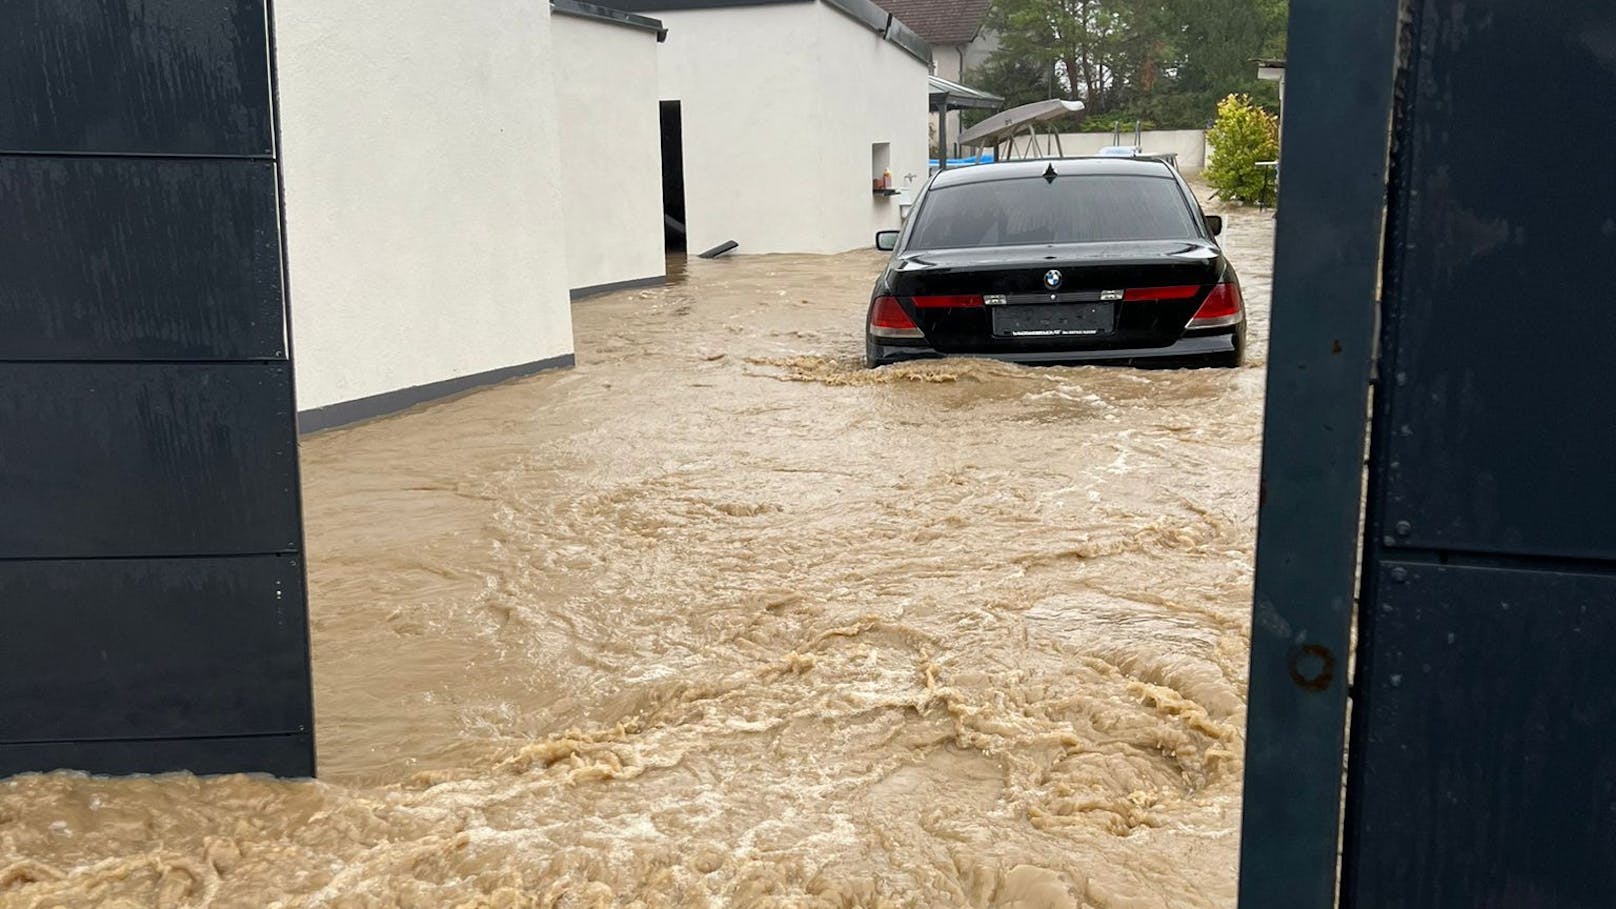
906, 174, 1200, 250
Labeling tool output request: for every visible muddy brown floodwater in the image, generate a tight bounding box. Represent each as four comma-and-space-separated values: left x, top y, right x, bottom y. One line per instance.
1, 194, 1273, 909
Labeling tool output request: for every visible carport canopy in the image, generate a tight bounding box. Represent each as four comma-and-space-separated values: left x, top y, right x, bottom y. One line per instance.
930, 75, 1003, 168
929, 75, 1003, 113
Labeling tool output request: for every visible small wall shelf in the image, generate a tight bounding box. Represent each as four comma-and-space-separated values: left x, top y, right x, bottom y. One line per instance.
871, 141, 893, 198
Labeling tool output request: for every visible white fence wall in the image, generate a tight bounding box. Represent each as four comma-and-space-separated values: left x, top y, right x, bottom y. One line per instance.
553, 14, 666, 295
274, 0, 573, 414
1051, 129, 1209, 171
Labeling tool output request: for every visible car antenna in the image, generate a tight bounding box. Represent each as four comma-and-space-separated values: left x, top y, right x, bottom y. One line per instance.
1043, 162, 1058, 183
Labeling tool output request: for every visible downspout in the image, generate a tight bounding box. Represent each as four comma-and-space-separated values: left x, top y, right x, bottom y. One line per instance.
954, 46, 966, 161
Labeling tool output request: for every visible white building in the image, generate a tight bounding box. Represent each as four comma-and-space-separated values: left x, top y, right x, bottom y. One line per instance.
1257, 58, 1287, 141
614, 0, 933, 255
274, 0, 577, 430
552, 1, 671, 299
271, 0, 928, 430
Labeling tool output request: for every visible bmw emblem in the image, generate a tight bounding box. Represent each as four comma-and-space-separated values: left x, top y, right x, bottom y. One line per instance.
1043, 269, 1063, 290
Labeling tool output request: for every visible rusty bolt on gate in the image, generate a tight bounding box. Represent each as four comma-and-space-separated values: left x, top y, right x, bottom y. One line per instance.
1288, 644, 1336, 691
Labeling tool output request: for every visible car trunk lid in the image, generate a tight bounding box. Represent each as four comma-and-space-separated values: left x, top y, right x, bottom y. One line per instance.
886, 241, 1225, 354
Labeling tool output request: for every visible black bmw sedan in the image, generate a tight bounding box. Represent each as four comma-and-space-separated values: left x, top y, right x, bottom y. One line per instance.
865, 158, 1245, 368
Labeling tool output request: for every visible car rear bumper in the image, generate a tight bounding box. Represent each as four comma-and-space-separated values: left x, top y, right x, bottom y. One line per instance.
868, 329, 1241, 368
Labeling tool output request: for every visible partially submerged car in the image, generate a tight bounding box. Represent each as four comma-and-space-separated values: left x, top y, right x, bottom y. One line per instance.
865, 158, 1244, 369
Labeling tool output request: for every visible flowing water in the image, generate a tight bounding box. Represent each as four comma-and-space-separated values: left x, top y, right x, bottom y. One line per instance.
1, 196, 1274, 909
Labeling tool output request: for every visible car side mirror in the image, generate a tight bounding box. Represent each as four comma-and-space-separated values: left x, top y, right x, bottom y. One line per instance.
1204, 215, 1224, 237
875, 230, 900, 251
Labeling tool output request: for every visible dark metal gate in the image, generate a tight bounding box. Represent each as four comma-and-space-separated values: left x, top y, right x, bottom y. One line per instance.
1241, 0, 1616, 905
0, 1, 314, 777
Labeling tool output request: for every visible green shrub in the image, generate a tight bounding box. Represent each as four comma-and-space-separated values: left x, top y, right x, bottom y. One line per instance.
1205, 94, 1279, 205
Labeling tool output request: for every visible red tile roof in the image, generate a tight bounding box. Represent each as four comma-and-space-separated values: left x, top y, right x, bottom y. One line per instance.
874, 0, 991, 47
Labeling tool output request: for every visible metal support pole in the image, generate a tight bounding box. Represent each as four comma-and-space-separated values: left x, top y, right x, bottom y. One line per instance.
1236, 0, 1401, 904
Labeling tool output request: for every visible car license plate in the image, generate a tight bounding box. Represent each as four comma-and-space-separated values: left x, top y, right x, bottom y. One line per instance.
991, 303, 1114, 338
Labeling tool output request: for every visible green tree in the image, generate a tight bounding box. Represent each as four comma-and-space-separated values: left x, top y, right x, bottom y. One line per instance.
961, 53, 1055, 130
983, 0, 1150, 114
1164, 0, 1286, 117
971, 0, 1287, 130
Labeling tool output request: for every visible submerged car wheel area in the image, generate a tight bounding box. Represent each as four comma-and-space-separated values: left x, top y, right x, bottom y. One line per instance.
865, 158, 1246, 369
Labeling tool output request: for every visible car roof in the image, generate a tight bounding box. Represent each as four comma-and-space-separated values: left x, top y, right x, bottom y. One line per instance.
929, 157, 1177, 189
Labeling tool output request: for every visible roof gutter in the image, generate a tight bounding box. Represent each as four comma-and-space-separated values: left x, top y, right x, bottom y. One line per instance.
550, 0, 668, 41
882, 13, 932, 66
819, 0, 932, 66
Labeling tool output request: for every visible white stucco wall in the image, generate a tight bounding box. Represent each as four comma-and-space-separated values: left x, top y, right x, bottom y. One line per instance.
816, 5, 931, 249
936, 31, 997, 159
655, 2, 929, 254
552, 14, 666, 294
933, 46, 962, 158
273, 0, 573, 412
962, 29, 997, 76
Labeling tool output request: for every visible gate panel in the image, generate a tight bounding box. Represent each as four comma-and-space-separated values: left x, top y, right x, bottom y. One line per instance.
1345, 563, 1616, 907
0, 557, 313, 742
0, 0, 273, 155
0, 157, 286, 360
1243, 0, 1616, 904
0, 363, 300, 558
1235, 0, 1402, 904
1376, 1, 1616, 562
0, 0, 313, 777
1343, 0, 1616, 902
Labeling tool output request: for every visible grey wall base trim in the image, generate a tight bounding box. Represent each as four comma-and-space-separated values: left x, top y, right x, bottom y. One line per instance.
569, 274, 665, 301
298, 353, 575, 434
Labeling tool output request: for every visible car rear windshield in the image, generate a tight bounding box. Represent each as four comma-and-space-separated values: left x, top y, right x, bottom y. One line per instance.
906, 174, 1201, 249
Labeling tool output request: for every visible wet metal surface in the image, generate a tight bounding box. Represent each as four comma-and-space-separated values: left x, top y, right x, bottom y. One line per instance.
0, 158, 285, 361
0, 0, 274, 156
0, 196, 1273, 908
0, 0, 310, 780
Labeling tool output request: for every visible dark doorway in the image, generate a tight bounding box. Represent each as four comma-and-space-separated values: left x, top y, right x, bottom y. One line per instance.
659, 100, 686, 252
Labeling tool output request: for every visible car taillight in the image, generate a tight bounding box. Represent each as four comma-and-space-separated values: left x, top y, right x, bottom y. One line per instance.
1187, 282, 1243, 328
1124, 285, 1201, 301
910, 294, 985, 308
869, 295, 924, 339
